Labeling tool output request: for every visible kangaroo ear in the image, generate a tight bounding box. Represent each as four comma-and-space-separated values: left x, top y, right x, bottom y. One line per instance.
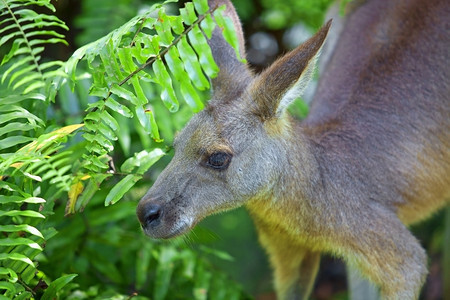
208, 0, 252, 98
249, 20, 331, 121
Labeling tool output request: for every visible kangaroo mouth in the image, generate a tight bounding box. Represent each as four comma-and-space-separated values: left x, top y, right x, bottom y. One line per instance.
142, 218, 194, 239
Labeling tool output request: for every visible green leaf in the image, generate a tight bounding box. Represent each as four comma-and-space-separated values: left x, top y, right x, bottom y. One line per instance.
0, 253, 35, 268
0, 195, 23, 204
0, 282, 16, 295
136, 243, 152, 289
75, 175, 110, 211
180, 2, 197, 26
0, 225, 43, 239
131, 39, 149, 64
7, 65, 35, 88
20, 265, 38, 286
99, 39, 123, 81
193, 0, 209, 15
0, 210, 45, 219
0, 22, 17, 36
28, 37, 67, 47
165, 47, 186, 79
0, 30, 21, 46
164, 47, 203, 111
213, 6, 246, 63
180, 77, 204, 112
188, 25, 219, 78
200, 13, 216, 39
0, 122, 39, 137
89, 86, 109, 99
82, 155, 108, 172
2, 57, 33, 83
41, 274, 78, 300
0, 195, 45, 204
208, 273, 226, 300
12, 73, 42, 91
11, 291, 31, 300
117, 47, 135, 73
0, 136, 34, 151
110, 83, 145, 106
168, 15, 184, 35
83, 132, 114, 152
131, 77, 148, 105
0, 182, 20, 193
136, 148, 165, 174
0, 108, 43, 126
23, 81, 45, 94
85, 142, 108, 155
105, 98, 133, 118
199, 245, 234, 261
0, 238, 42, 251
147, 109, 162, 142
24, 197, 46, 204
177, 36, 209, 90
149, 35, 161, 56
97, 122, 118, 141
12, 292, 32, 300
39, 60, 65, 72
180, 250, 196, 279
121, 148, 165, 174
152, 59, 179, 112
99, 110, 119, 131
65, 47, 87, 87
154, 246, 177, 300
104, 174, 141, 206
135, 106, 152, 134
110, 15, 141, 48
1, 38, 21, 65
194, 260, 211, 300
141, 15, 157, 30
84, 110, 101, 122
0, 267, 18, 283
41, 169, 58, 182
155, 9, 174, 46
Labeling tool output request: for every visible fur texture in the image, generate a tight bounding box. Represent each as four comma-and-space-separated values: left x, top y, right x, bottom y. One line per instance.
137, 0, 450, 299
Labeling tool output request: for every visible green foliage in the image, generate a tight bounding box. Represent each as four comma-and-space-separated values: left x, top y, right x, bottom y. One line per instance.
261, 0, 332, 29
0, 0, 75, 298
0, 0, 248, 298
0, 0, 67, 96
39, 191, 248, 300
62, 0, 233, 208
73, 0, 141, 46
233, 0, 334, 30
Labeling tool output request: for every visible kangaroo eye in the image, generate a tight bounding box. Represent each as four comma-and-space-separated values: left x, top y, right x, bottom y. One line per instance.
206, 152, 232, 170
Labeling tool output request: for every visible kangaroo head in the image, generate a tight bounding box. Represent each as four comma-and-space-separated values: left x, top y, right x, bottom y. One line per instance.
136, 0, 330, 239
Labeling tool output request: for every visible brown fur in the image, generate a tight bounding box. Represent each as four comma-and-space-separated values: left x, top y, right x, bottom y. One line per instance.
137, 0, 450, 299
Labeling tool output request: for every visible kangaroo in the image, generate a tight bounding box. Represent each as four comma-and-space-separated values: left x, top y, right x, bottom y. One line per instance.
137, 0, 450, 299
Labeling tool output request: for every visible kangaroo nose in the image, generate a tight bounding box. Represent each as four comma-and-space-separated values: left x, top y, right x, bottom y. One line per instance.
137, 202, 163, 229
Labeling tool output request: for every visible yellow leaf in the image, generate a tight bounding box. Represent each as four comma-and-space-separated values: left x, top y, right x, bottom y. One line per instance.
19, 123, 84, 154
1, 124, 84, 183
80, 175, 91, 181
10, 162, 24, 168
65, 181, 84, 216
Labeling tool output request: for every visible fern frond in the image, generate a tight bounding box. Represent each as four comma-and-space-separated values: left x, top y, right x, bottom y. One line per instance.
0, 0, 68, 94
60, 0, 243, 209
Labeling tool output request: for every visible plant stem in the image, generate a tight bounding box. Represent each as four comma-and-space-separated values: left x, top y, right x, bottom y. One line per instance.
102, 4, 219, 102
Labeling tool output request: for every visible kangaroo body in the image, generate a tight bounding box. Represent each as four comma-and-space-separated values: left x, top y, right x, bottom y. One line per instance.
137, 0, 450, 298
